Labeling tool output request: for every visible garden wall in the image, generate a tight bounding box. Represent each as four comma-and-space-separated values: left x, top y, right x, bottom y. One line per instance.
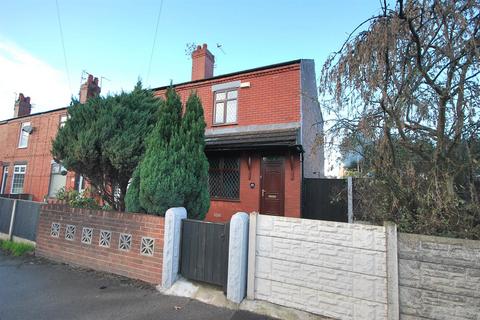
398, 233, 480, 320
36, 204, 164, 284
248, 214, 390, 320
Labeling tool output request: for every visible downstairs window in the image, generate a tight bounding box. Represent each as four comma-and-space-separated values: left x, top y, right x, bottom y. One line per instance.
208, 156, 240, 200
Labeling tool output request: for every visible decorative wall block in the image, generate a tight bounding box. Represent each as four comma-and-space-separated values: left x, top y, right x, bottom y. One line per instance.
50, 222, 60, 238
141, 237, 155, 256
81, 227, 93, 244
65, 224, 76, 241
99, 230, 111, 248
119, 233, 132, 251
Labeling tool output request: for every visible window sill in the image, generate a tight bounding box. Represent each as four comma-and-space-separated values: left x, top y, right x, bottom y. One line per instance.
212, 122, 238, 127
17, 146, 28, 149
210, 198, 240, 203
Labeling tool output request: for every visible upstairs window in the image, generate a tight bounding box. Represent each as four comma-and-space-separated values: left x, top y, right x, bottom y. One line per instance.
208, 156, 240, 200
60, 115, 68, 128
11, 165, 26, 194
214, 89, 237, 125
18, 122, 30, 148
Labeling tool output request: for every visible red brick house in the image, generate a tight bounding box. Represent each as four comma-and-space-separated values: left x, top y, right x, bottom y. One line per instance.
0, 45, 323, 221
154, 44, 324, 221
0, 76, 100, 201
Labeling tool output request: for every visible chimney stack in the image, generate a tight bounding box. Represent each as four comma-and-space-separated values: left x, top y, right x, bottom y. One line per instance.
14, 93, 32, 117
191, 44, 215, 81
79, 74, 101, 104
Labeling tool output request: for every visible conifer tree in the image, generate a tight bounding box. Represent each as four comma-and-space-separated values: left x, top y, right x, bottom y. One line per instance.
136, 88, 184, 214
178, 93, 210, 219
52, 81, 159, 211
127, 89, 210, 218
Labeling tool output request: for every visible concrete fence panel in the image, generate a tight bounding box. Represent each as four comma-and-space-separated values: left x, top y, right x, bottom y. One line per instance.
248, 214, 389, 320
398, 233, 480, 320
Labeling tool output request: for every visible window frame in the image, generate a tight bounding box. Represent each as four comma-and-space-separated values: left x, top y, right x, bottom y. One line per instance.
59, 114, 68, 128
74, 173, 85, 193
208, 156, 241, 201
18, 122, 31, 148
11, 164, 27, 194
213, 89, 238, 125
48, 162, 67, 197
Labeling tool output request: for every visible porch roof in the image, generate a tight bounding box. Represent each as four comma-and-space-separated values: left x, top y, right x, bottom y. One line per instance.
205, 127, 302, 152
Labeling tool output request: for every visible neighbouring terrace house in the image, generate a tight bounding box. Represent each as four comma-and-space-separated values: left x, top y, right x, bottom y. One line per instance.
154, 44, 324, 221
0, 75, 101, 201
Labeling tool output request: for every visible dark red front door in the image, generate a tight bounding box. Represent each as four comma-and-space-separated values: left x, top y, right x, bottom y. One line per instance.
260, 156, 285, 216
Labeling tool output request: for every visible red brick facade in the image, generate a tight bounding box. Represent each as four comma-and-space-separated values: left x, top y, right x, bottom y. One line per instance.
0, 108, 76, 201
155, 63, 301, 129
205, 153, 301, 222
36, 204, 164, 284
154, 61, 304, 221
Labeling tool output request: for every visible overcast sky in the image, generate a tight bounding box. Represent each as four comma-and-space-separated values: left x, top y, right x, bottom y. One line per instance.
0, 0, 392, 175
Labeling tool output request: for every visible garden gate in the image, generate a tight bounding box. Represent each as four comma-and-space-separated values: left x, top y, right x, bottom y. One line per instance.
180, 219, 230, 292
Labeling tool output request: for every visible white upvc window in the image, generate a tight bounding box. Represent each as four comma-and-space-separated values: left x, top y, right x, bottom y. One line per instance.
60, 115, 68, 128
214, 89, 238, 125
18, 122, 31, 148
11, 165, 26, 194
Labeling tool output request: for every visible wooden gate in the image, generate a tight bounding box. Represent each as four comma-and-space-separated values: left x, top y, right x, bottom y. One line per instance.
180, 219, 230, 292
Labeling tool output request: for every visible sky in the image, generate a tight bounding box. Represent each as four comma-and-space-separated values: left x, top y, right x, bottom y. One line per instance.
0, 0, 390, 175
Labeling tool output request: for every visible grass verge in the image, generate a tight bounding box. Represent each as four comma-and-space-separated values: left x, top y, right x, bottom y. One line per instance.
0, 239, 35, 256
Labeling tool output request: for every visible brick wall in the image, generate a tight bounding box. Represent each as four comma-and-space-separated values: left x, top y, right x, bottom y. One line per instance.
398, 233, 480, 320
36, 204, 164, 284
251, 215, 388, 320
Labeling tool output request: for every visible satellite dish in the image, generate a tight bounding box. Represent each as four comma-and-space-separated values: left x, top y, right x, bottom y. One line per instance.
22, 125, 33, 134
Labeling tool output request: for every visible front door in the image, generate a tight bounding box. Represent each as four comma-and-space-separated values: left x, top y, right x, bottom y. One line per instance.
260, 156, 285, 216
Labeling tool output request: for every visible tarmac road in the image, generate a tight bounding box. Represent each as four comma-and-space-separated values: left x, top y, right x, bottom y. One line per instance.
0, 250, 276, 320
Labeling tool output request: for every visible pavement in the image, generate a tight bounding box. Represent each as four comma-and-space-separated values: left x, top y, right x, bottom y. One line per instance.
0, 250, 277, 320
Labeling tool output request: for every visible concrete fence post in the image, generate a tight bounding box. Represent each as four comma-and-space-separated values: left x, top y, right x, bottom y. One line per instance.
8, 200, 17, 240
161, 207, 187, 289
227, 212, 249, 303
246, 211, 258, 300
385, 221, 399, 320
